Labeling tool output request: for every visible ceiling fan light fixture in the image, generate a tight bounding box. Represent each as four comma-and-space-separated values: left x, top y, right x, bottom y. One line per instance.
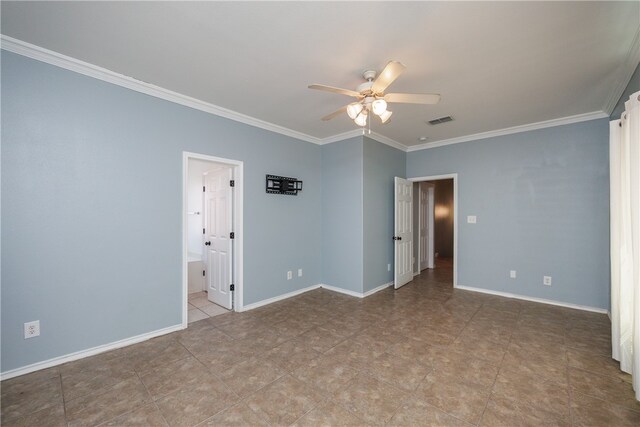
380, 110, 392, 123
347, 102, 364, 119
354, 111, 368, 127
372, 99, 387, 116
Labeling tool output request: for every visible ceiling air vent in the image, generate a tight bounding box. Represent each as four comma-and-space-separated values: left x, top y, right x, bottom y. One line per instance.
427, 116, 453, 125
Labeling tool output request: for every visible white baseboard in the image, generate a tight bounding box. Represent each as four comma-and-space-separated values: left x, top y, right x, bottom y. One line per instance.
0, 324, 184, 381
320, 282, 393, 298
363, 282, 394, 297
241, 284, 321, 311
319, 283, 363, 298
455, 285, 608, 314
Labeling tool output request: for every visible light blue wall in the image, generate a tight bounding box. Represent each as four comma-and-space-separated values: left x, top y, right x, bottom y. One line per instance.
1, 52, 322, 372
611, 62, 639, 120
321, 138, 363, 293
363, 137, 406, 292
407, 119, 610, 309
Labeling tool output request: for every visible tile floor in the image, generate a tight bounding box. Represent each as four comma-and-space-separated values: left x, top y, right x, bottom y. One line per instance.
188, 291, 229, 323
2, 259, 639, 426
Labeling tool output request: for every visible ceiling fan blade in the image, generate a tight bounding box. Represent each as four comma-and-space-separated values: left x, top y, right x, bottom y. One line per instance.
384, 93, 441, 104
308, 84, 362, 98
371, 61, 406, 93
321, 105, 348, 121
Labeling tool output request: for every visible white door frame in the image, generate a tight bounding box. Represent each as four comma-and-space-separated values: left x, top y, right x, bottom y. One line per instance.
182, 151, 244, 328
408, 174, 458, 288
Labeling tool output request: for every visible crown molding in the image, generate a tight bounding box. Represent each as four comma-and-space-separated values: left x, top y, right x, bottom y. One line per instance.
364, 131, 408, 152
0, 35, 324, 145
603, 24, 640, 115
0, 35, 617, 153
406, 110, 609, 152
319, 129, 409, 152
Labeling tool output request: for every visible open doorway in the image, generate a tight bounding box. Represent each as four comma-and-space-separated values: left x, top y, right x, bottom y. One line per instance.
182, 152, 244, 327
394, 174, 457, 289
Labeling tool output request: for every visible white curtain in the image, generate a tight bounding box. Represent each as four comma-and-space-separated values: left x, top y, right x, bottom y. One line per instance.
610, 90, 640, 401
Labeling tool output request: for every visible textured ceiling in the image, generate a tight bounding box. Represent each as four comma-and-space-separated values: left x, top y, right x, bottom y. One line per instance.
1, 1, 638, 147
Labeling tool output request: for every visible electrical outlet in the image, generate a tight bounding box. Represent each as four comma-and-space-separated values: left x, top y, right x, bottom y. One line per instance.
287, 271, 292, 280
510, 270, 516, 279
388, 263, 391, 271
543, 276, 552, 286
467, 215, 477, 224
298, 269, 303, 277
24, 320, 40, 339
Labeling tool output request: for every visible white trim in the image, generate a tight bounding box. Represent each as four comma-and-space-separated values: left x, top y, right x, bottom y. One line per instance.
364, 132, 408, 152
1, 35, 617, 153
603, 26, 640, 115
0, 35, 322, 145
320, 284, 363, 298
0, 324, 183, 381
408, 174, 458, 288
241, 285, 321, 311
455, 285, 609, 314
406, 111, 609, 152
183, 152, 244, 322
320, 129, 363, 145
320, 282, 393, 298
362, 281, 394, 297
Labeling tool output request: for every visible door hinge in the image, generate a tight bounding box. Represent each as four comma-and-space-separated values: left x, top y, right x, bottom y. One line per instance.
203, 186, 205, 192
230, 180, 235, 187
230, 284, 235, 291
202, 270, 205, 277
230, 232, 235, 239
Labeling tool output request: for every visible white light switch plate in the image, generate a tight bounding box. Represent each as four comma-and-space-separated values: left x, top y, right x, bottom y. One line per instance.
467, 215, 477, 224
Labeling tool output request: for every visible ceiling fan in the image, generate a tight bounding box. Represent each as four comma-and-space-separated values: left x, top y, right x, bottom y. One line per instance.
309, 61, 440, 127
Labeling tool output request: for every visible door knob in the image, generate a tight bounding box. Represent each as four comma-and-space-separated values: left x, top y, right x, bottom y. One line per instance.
205, 241, 211, 246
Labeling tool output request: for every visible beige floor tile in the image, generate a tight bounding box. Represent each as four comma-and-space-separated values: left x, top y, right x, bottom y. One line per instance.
1, 374, 63, 424
1, 402, 66, 427
102, 403, 168, 426
140, 356, 211, 400
188, 308, 208, 323
219, 356, 286, 398
65, 376, 152, 426
571, 391, 640, 427
245, 375, 324, 426
480, 393, 570, 426
297, 326, 348, 353
128, 337, 192, 376
389, 397, 472, 427
200, 303, 229, 317
61, 356, 136, 401
1, 260, 623, 427
200, 402, 269, 426
364, 352, 431, 391
414, 371, 491, 425
155, 376, 237, 427
333, 373, 408, 426
266, 338, 322, 372
189, 296, 212, 308
493, 367, 571, 422
292, 355, 360, 397
292, 399, 363, 426
567, 348, 632, 383
569, 367, 640, 412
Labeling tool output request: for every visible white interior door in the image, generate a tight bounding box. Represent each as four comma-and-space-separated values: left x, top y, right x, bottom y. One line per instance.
204, 168, 233, 309
394, 177, 414, 289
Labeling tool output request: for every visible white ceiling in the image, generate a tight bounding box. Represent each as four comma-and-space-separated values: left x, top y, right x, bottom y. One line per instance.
2, 1, 639, 148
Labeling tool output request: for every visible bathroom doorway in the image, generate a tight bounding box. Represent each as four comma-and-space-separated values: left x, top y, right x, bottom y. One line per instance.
182, 152, 244, 327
